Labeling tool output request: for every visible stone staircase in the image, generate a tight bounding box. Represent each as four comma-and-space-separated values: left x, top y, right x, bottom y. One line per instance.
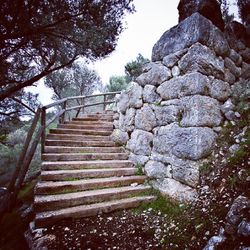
34, 112, 155, 228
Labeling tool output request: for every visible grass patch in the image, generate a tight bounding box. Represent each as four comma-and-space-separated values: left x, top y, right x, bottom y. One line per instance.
135, 164, 144, 176
228, 175, 238, 189
17, 179, 37, 203
53, 189, 78, 194
135, 189, 186, 217
63, 177, 85, 181
153, 101, 162, 107
228, 135, 249, 167
199, 162, 212, 175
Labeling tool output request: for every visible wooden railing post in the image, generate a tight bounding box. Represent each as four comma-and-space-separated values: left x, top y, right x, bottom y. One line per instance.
60, 100, 67, 123
82, 97, 85, 115
76, 97, 84, 118
41, 107, 46, 154
103, 94, 107, 111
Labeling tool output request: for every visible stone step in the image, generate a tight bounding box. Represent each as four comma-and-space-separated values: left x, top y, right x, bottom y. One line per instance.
35, 176, 147, 194
73, 117, 113, 122
44, 146, 124, 154
64, 120, 113, 126
34, 185, 151, 212
35, 196, 156, 228
42, 160, 133, 170
50, 128, 111, 136
46, 134, 111, 141
41, 168, 136, 181
80, 114, 114, 119
42, 153, 129, 161
45, 140, 115, 147
57, 124, 113, 131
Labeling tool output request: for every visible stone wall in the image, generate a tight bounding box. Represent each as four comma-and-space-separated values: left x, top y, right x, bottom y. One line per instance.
112, 11, 250, 203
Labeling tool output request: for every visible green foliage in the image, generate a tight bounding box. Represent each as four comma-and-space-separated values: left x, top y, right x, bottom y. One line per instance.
227, 124, 249, 168
228, 175, 238, 189
0, 0, 134, 100
125, 53, 150, 82
0, 143, 22, 176
135, 164, 144, 176
199, 162, 212, 175
106, 75, 128, 92
228, 145, 249, 166
17, 180, 37, 203
217, 123, 235, 146
105, 54, 149, 92
0, 91, 40, 132
136, 189, 186, 216
6, 128, 26, 147
45, 62, 102, 101
154, 101, 162, 107
0, 125, 41, 184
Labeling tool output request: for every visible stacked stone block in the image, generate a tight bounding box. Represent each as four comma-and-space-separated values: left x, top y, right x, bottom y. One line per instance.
112, 12, 250, 202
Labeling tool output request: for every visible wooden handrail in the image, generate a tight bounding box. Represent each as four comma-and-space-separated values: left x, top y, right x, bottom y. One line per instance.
43, 91, 120, 110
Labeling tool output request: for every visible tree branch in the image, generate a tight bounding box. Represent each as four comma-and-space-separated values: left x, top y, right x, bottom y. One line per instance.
11, 97, 36, 114
0, 57, 77, 102
0, 10, 87, 41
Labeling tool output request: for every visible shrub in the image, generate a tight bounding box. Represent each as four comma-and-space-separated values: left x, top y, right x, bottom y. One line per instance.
6, 128, 27, 147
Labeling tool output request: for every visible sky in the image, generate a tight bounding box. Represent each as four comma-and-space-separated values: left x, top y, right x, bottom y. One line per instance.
91, 0, 179, 84
28, 0, 239, 105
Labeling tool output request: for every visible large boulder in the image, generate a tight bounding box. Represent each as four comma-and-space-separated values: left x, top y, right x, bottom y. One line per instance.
119, 108, 136, 132
153, 178, 198, 202
177, 0, 224, 31
180, 95, 222, 127
178, 43, 225, 80
151, 104, 180, 126
136, 62, 172, 86
110, 129, 129, 146
127, 129, 153, 156
129, 153, 149, 166
143, 85, 161, 103
150, 152, 200, 188
134, 105, 156, 131
229, 49, 242, 67
152, 13, 229, 61
153, 123, 216, 160
157, 72, 209, 100
241, 62, 250, 79
208, 79, 230, 101
225, 196, 250, 235
117, 82, 143, 113
224, 57, 241, 78
144, 160, 172, 179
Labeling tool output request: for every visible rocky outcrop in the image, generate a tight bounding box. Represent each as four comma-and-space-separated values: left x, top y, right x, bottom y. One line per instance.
152, 13, 229, 62
113, 4, 250, 203
153, 124, 216, 160
177, 0, 224, 31
204, 196, 250, 249
153, 178, 198, 203
157, 72, 209, 100
127, 130, 153, 156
